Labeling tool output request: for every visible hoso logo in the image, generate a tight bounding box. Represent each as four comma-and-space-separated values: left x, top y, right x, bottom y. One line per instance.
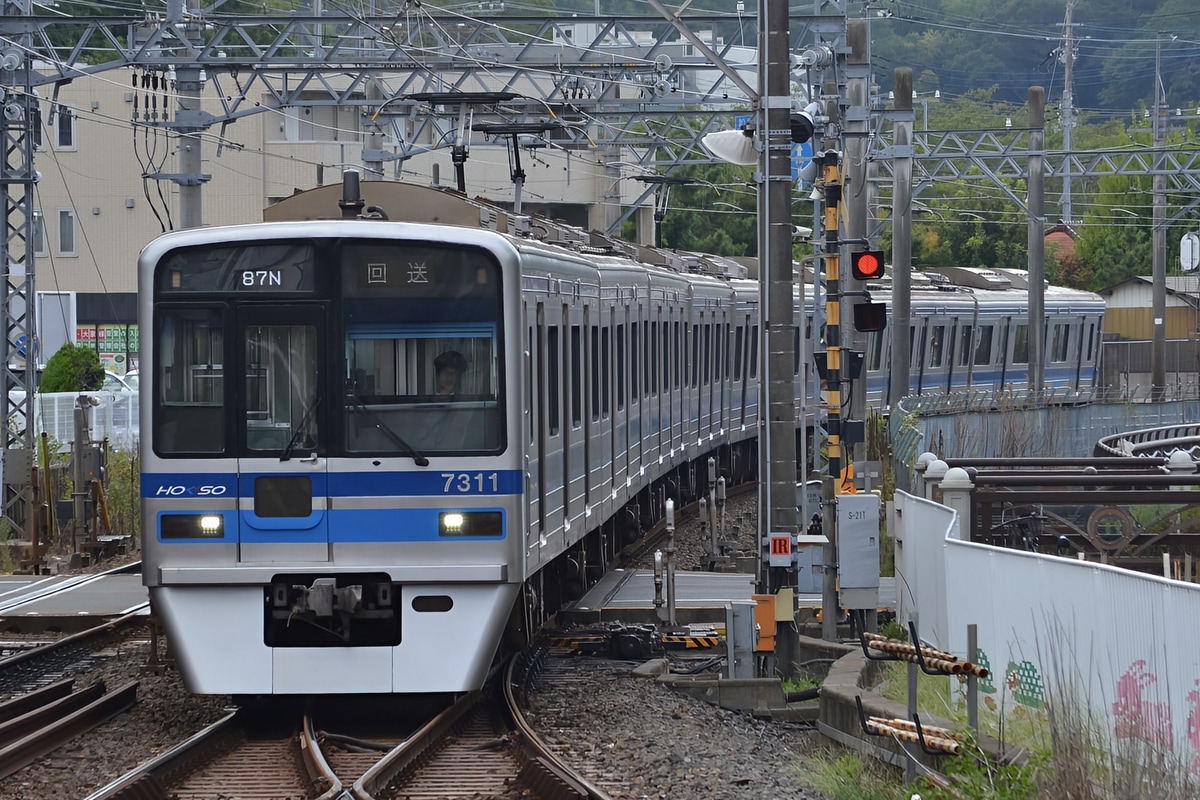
155, 484, 229, 497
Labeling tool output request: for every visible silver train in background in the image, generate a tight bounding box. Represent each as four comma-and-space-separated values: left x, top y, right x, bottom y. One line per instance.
139, 179, 1104, 697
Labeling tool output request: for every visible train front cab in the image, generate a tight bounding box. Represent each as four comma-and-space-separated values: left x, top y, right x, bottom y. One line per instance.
141, 223, 526, 696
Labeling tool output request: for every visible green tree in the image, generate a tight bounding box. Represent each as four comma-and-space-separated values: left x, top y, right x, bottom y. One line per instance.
653, 163, 760, 255
40, 343, 104, 393
1073, 174, 1154, 291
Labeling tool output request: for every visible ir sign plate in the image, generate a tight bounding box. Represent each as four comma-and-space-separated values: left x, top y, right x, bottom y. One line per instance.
768, 533, 792, 567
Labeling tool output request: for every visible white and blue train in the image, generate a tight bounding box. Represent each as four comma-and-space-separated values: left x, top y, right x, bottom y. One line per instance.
139, 179, 1104, 697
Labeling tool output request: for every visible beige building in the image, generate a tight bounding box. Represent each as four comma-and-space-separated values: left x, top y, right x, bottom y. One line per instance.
1097, 275, 1200, 394
1099, 275, 1200, 340
24, 66, 657, 370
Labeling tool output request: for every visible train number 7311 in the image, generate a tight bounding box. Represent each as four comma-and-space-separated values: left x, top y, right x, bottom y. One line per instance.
442, 472, 500, 493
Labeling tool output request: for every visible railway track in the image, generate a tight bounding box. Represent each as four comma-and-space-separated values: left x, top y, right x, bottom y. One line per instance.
0, 607, 149, 696
514, 647, 652, 798
614, 479, 758, 569
84, 650, 612, 800
0, 678, 139, 781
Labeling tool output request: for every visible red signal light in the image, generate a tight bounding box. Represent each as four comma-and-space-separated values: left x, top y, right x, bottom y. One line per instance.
851, 250, 885, 281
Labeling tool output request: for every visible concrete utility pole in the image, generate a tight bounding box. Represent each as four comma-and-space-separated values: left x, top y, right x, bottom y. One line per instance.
1027, 87, 1045, 394
1059, 0, 1076, 224
759, 0, 800, 669
1151, 36, 1167, 400
844, 20, 869, 452
173, 66, 206, 230
759, 0, 797, 543
889, 70, 913, 408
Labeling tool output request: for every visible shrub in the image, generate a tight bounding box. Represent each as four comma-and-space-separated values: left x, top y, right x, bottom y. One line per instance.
40, 343, 103, 392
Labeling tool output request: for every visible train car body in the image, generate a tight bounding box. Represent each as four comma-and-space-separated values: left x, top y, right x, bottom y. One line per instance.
140, 181, 1104, 697
857, 268, 1106, 406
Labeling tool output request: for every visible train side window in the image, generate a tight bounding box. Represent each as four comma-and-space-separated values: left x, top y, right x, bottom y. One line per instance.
571, 324, 582, 428
630, 320, 639, 401
929, 325, 946, 368
616, 324, 626, 412
691, 324, 700, 388
974, 325, 994, 366
650, 320, 658, 394
601, 326, 611, 416
716, 323, 725, 381
661, 321, 670, 392
735, 325, 745, 380
749, 325, 758, 379
711, 323, 719, 382
792, 325, 800, 376
1012, 324, 1030, 365
642, 320, 650, 399
590, 324, 600, 423
547, 325, 560, 435
155, 307, 226, 455
1051, 323, 1070, 362
1085, 321, 1095, 362
958, 325, 973, 367
673, 321, 681, 389
702, 323, 712, 385
867, 330, 884, 371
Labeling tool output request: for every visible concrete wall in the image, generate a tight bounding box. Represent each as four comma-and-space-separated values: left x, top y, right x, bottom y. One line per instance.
895, 489, 1200, 767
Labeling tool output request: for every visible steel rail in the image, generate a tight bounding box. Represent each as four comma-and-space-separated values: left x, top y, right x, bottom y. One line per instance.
0, 680, 138, 780
82, 711, 243, 800
505, 651, 607, 800
0, 605, 150, 673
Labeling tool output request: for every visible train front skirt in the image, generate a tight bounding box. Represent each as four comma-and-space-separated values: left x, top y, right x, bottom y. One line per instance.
150, 581, 520, 694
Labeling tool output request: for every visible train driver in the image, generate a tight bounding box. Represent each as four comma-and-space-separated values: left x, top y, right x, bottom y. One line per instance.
434, 350, 467, 398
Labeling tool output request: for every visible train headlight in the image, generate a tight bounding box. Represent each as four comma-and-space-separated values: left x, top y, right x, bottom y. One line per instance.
438, 511, 503, 537
161, 513, 226, 539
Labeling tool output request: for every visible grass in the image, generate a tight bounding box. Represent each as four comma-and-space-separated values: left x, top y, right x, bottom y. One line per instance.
807, 748, 908, 800
827, 622, 1200, 800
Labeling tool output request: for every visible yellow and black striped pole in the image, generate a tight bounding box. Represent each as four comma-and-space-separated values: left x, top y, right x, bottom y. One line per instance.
822, 155, 844, 496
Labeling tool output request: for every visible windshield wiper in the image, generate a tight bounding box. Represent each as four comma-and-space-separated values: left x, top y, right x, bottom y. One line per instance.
346, 392, 430, 467
280, 396, 322, 462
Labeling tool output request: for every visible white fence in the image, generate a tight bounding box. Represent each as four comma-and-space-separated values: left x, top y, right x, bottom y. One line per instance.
13, 391, 139, 451
894, 490, 1200, 769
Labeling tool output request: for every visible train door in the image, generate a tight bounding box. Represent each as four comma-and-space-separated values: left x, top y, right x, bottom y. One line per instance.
566, 309, 587, 536
913, 319, 927, 395
526, 306, 543, 567
670, 315, 683, 453
612, 309, 628, 504
235, 305, 329, 563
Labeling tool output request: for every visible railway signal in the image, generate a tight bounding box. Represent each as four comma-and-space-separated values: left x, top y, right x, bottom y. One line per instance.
850, 249, 885, 281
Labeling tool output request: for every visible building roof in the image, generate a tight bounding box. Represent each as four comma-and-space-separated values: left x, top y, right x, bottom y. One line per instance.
1044, 220, 1078, 261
